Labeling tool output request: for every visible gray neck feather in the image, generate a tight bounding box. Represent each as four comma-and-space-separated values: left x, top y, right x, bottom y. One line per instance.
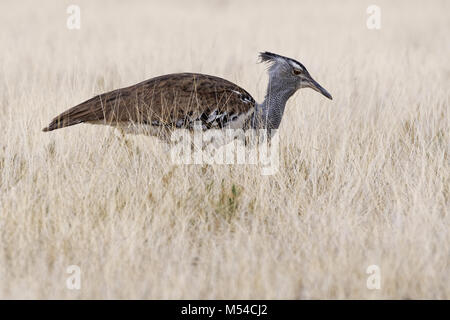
252, 79, 296, 130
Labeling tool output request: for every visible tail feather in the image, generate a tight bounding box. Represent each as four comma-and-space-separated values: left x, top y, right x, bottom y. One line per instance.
42, 117, 84, 132
42, 95, 109, 132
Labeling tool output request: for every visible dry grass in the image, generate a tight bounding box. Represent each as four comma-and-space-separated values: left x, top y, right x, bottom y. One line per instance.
0, 0, 449, 299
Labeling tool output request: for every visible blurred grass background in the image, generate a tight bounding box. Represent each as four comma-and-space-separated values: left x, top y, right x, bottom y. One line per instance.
0, 0, 448, 298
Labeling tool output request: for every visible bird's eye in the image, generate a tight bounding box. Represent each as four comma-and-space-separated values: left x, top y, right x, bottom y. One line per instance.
292, 69, 302, 76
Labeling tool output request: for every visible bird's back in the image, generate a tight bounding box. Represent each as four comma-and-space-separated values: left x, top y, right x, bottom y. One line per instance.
43, 73, 256, 134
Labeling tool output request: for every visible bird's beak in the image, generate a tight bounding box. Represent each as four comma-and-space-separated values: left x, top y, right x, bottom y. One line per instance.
306, 76, 333, 100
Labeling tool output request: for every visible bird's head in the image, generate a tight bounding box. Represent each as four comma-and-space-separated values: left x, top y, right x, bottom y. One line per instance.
259, 51, 332, 100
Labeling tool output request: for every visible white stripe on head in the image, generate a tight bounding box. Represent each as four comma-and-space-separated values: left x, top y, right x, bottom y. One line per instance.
288, 60, 304, 71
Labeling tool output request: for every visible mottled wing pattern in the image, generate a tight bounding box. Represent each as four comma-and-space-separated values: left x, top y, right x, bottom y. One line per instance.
43, 73, 256, 132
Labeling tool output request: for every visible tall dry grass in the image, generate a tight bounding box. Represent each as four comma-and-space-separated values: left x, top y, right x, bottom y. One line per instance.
0, 0, 449, 299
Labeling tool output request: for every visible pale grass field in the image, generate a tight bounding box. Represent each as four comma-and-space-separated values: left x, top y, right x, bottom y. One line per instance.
0, 0, 449, 299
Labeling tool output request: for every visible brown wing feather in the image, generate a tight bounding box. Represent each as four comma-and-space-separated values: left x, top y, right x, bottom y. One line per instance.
42, 73, 255, 132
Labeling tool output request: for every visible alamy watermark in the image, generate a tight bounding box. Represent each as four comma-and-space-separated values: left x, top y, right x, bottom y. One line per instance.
66, 265, 81, 290
66, 5, 81, 30
366, 5, 381, 30
170, 124, 279, 175
366, 265, 381, 290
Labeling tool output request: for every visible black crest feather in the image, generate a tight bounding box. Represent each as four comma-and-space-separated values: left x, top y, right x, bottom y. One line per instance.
258, 51, 307, 72
259, 51, 282, 63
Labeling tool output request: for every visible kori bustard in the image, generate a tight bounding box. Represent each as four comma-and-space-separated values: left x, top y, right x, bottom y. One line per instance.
43, 52, 332, 141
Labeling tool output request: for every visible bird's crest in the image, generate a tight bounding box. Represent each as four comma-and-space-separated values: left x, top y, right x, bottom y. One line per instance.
259, 51, 307, 73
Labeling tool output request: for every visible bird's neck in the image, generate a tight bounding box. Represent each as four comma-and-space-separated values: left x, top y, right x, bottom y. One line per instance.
253, 80, 296, 130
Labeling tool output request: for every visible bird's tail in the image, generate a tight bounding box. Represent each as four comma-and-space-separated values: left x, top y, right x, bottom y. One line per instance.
42, 113, 83, 132
42, 96, 107, 132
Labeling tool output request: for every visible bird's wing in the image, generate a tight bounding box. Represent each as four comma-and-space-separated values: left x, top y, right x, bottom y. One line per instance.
43, 73, 256, 131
